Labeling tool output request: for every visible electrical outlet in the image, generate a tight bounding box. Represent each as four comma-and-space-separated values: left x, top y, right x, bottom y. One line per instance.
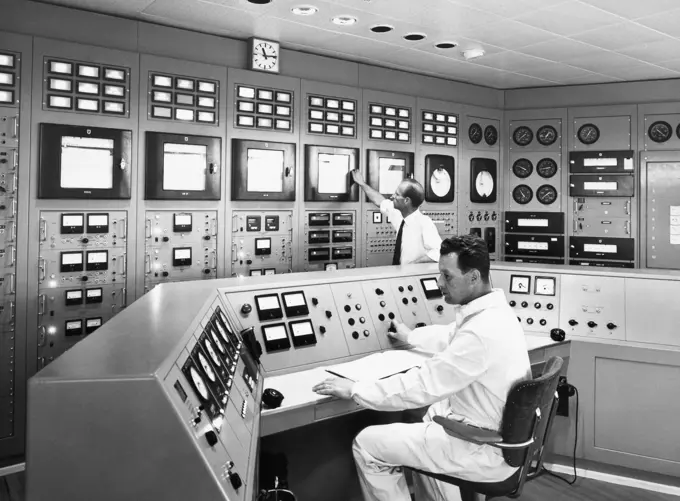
557, 376, 570, 417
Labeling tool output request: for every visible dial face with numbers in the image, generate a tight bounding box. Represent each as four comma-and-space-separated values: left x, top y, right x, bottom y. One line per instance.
513, 126, 533, 146
468, 123, 483, 144
577, 123, 600, 145
484, 125, 498, 146
537, 184, 558, 205
251, 40, 280, 73
512, 158, 533, 178
198, 351, 216, 383
537, 125, 558, 146
190, 366, 209, 401
537, 158, 558, 178
512, 184, 533, 204
648, 121, 672, 143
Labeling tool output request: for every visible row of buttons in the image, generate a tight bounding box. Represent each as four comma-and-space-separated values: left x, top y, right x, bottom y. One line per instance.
509, 301, 554, 310
467, 211, 498, 222
568, 319, 618, 329
517, 317, 548, 326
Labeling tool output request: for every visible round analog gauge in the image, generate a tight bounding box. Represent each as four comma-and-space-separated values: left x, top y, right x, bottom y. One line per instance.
190, 366, 209, 400
512, 158, 533, 179
537, 184, 558, 205
198, 351, 217, 383
475, 170, 494, 198
513, 126, 534, 146
649, 121, 672, 143
468, 123, 483, 144
430, 168, 451, 197
204, 339, 222, 367
577, 123, 600, 145
537, 158, 558, 179
215, 321, 229, 345
537, 125, 558, 146
676, 123, 680, 140
512, 184, 533, 205
210, 330, 226, 354
484, 125, 498, 146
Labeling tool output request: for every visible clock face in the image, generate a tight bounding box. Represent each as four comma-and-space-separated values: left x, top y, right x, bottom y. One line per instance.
252, 40, 280, 73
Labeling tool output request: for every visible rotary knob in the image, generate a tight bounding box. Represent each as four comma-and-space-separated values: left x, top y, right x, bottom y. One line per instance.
325, 310, 332, 319
547, 303, 554, 310
539, 319, 547, 326
388, 312, 395, 320
319, 326, 326, 334
344, 305, 351, 312
379, 301, 386, 307
81, 237, 89, 244
509, 300, 516, 307
162, 236, 169, 242
312, 297, 319, 306
521, 301, 528, 308
526, 318, 534, 325
436, 305, 444, 313
587, 321, 597, 328
411, 297, 417, 303
607, 322, 617, 330
408, 285, 413, 291
203, 235, 211, 240
402, 298, 409, 305
568, 319, 578, 326
241, 303, 252, 315
534, 302, 541, 309
378, 314, 385, 321
363, 330, 370, 337
375, 288, 384, 295
398, 286, 404, 293
352, 331, 359, 340
228, 471, 243, 490
205, 430, 218, 447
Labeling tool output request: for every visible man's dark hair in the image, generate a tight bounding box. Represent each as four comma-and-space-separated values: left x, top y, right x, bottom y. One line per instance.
401, 179, 425, 208
440, 235, 490, 283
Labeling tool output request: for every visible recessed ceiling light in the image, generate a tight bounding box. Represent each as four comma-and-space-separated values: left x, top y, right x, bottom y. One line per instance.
247, 0, 272, 4
331, 15, 358, 26
292, 5, 318, 15
463, 48, 485, 60
404, 33, 426, 41
435, 41, 457, 49
370, 24, 393, 33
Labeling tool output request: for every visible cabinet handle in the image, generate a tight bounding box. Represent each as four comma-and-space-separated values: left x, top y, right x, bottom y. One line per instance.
10, 300, 15, 322
145, 218, 151, 239
39, 294, 46, 315
11, 116, 18, 139
10, 244, 15, 266
144, 253, 151, 274
12, 149, 18, 170
121, 252, 127, 276
122, 287, 127, 307
39, 257, 46, 281
39, 218, 47, 241
9, 272, 15, 294
38, 326, 47, 348
120, 218, 127, 239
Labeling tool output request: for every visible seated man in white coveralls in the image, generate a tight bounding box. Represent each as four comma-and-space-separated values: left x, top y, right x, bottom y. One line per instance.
313, 235, 531, 501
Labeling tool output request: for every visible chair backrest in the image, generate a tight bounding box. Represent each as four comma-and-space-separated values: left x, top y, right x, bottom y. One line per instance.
499, 356, 564, 467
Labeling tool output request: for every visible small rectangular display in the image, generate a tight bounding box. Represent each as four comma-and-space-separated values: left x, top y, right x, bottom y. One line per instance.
104, 68, 125, 81
258, 89, 273, 101
86, 317, 102, 334
276, 106, 290, 116
509, 275, 531, 294
326, 112, 340, 122
65, 319, 83, 336
342, 101, 355, 111
309, 213, 330, 226
238, 101, 255, 112
237, 115, 254, 127
87, 213, 109, 233
255, 294, 283, 321
257, 117, 273, 128
265, 216, 280, 231
60, 136, 114, 190
173, 213, 192, 232
174, 380, 188, 403
289, 319, 317, 347
378, 157, 405, 195
518, 218, 549, 227
584, 158, 617, 167
247, 216, 261, 231
255, 238, 271, 256
61, 213, 84, 234
385, 107, 396, 116
175, 78, 195, 91
332, 213, 353, 225
198, 81, 216, 93
246, 148, 284, 193
583, 182, 617, 191
309, 231, 330, 244
332, 247, 353, 260
518, 241, 549, 251
61, 251, 84, 272
373, 212, 382, 224
534, 277, 556, 296
104, 85, 125, 97
175, 93, 194, 106
238, 86, 255, 99
398, 109, 409, 118
49, 61, 73, 75
584, 244, 617, 253
250, 269, 263, 276
309, 96, 324, 107
264, 269, 276, 275
65, 289, 84, 306
420, 277, 443, 299
175, 109, 194, 121
86, 287, 103, 303
77, 82, 99, 95
309, 248, 330, 261
318, 153, 350, 194
49, 78, 72, 92
326, 99, 339, 109
258, 103, 273, 114
261, 323, 290, 352
276, 91, 291, 103
332, 230, 353, 242
282, 291, 309, 317
86, 251, 108, 271
173, 247, 192, 266
0, 54, 15, 68
163, 143, 207, 192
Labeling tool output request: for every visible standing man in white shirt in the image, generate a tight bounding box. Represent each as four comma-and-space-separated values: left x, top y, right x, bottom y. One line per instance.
351, 169, 442, 265
313, 235, 531, 501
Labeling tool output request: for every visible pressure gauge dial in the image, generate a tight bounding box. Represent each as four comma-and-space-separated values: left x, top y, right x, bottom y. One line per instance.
513, 126, 533, 146
577, 123, 600, 145
484, 125, 498, 146
210, 329, 226, 355
512, 184, 533, 205
204, 338, 222, 367
431, 167, 452, 197
648, 121, 672, 143
475, 170, 495, 198
537, 158, 558, 179
537, 125, 558, 146
190, 366, 210, 400
198, 351, 217, 383
512, 158, 533, 179
537, 184, 558, 205
468, 123, 483, 144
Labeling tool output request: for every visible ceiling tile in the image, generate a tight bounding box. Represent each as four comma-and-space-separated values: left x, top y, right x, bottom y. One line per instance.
142, 0, 264, 33
471, 51, 552, 71
307, 33, 405, 60
40, 0, 155, 14
557, 73, 624, 84
563, 50, 647, 72
616, 38, 680, 63
600, 63, 680, 80
448, 0, 567, 19
513, 2, 622, 36
464, 19, 559, 50
636, 8, 680, 37
516, 62, 598, 81
517, 37, 602, 61
570, 22, 667, 51
658, 59, 680, 72
577, 0, 680, 20
491, 73, 559, 89
326, 0, 462, 25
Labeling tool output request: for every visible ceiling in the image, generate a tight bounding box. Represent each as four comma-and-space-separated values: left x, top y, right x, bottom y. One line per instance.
35, 0, 680, 89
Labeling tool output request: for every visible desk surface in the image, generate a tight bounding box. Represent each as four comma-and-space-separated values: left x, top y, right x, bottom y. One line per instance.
262, 335, 569, 418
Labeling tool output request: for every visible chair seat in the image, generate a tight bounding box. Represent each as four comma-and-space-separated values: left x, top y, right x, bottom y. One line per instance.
412, 468, 521, 498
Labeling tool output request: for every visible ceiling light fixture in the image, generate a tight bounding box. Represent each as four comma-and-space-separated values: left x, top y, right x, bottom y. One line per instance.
370, 24, 394, 33
462, 48, 485, 60
247, 0, 273, 4
292, 5, 318, 16
435, 42, 457, 49
404, 33, 426, 41
331, 15, 358, 26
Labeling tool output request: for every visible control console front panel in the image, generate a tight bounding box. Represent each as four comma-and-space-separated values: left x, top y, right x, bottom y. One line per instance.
231, 210, 293, 277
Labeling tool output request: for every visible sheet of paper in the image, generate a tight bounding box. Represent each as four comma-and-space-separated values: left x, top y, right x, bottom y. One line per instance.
325, 349, 430, 382
318, 153, 350, 194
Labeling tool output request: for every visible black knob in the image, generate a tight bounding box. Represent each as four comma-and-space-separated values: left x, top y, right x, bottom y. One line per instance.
476, 213, 482, 221
348, 318, 355, 326
325, 310, 332, 319
539, 319, 547, 326
162, 236, 169, 242
81, 237, 89, 244
387, 322, 396, 333
162, 271, 169, 277
550, 328, 566, 342
361, 330, 368, 337
408, 285, 413, 291
241, 304, 252, 314
398, 286, 404, 293
312, 297, 319, 306
534, 302, 541, 309
319, 326, 326, 334
526, 318, 534, 325
509, 300, 516, 307
587, 321, 597, 328
379, 301, 386, 307
81, 276, 88, 282
607, 322, 617, 330
411, 297, 417, 303
436, 305, 444, 313
568, 319, 578, 326
388, 312, 395, 320
193, 415, 202, 425
344, 305, 351, 312
547, 303, 554, 310
229, 472, 243, 490
359, 317, 366, 323
204, 269, 211, 275
378, 314, 385, 321
205, 430, 218, 447
246, 260, 252, 265
375, 288, 384, 295
0, 205, 5, 210
521, 301, 528, 308
352, 331, 359, 339
203, 235, 211, 240
517, 316, 522, 322
355, 304, 362, 311
468, 213, 474, 222
402, 298, 409, 305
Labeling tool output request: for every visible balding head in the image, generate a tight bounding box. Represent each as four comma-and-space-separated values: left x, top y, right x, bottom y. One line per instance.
399, 179, 425, 209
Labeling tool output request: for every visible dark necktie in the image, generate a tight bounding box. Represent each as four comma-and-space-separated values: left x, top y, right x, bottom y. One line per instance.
392, 220, 405, 265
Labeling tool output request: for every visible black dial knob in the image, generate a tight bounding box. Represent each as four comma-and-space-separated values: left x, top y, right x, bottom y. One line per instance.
348, 318, 355, 326
607, 322, 617, 330
568, 319, 578, 326
398, 286, 404, 293
359, 317, 366, 323
363, 330, 370, 337
587, 321, 597, 328
436, 305, 444, 313
162, 271, 169, 277
325, 310, 332, 319
81, 276, 88, 282
375, 288, 384, 295
526, 318, 534, 325
355, 304, 362, 310
539, 319, 547, 326
408, 285, 413, 291
204, 269, 211, 275
352, 331, 359, 339
344, 305, 351, 312
509, 300, 516, 307
0, 205, 5, 210
534, 302, 540, 309
550, 328, 566, 342
379, 301, 386, 307
193, 415, 202, 425
319, 326, 326, 334
388, 312, 395, 320
246, 260, 252, 265
205, 430, 218, 447
241, 304, 252, 315
203, 235, 211, 241
378, 314, 385, 321
312, 297, 319, 306
411, 297, 417, 303
521, 301, 528, 308
547, 303, 554, 310
402, 298, 409, 305
162, 236, 169, 242
229, 472, 243, 490
81, 237, 89, 244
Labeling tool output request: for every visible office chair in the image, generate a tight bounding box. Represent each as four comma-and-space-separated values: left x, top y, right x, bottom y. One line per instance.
411, 356, 564, 501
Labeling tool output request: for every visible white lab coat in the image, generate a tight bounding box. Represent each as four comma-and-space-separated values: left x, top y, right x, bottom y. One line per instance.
380, 200, 441, 264
350, 289, 531, 501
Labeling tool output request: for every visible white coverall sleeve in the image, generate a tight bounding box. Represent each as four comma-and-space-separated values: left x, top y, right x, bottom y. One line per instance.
406, 324, 452, 354
351, 330, 488, 411
422, 219, 442, 263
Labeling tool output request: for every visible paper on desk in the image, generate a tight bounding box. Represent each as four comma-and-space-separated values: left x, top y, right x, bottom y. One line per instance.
324, 349, 430, 382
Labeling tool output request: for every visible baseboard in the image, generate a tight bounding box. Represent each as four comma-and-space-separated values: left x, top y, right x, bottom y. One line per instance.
544, 462, 680, 497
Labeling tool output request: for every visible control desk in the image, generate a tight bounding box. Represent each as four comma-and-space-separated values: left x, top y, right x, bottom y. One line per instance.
27, 261, 680, 500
